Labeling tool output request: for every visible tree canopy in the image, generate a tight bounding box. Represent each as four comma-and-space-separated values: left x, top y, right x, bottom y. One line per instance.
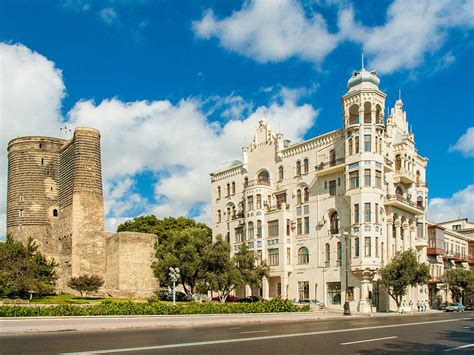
0, 235, 57, 298
445, 268, 474, 302
379, 249, 430, 309
68, 274, 104, 298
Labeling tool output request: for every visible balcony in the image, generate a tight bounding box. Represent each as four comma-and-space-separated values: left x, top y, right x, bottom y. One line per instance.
468, 256, 474, 265
394, 168, 417, 185
385, 194, 425, 215
315, 157, 345, 177
427, 247, 445, 256
244, 178, 271, 189
415, 238, 428, 248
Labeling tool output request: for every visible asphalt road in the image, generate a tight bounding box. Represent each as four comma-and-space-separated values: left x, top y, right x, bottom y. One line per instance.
1, 312, 473, 354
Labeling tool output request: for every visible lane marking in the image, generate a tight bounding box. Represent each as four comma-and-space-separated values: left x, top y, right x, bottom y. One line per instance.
239, 330, 270, 334
340, 336, 397, 345
443, 343, 474, 352
228, 327, 241, 330
62, 318, 471, 354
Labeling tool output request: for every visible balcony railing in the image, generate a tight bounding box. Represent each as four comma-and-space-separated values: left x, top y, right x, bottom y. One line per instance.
386, 194, 425, 211
315, 157, 345, 171
231, 212, 244, 220
244, 178, 271, 188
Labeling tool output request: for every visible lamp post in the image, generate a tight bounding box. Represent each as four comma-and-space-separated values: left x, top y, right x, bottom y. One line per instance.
169, 267, 180, 306
338, 227, 352, 316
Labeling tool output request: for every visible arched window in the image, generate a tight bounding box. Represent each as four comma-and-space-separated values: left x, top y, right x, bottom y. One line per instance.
296, 161, 301, 176
337, 242, 342, 263
364, 102, 372, 123
244, 177, 249, 187
304, 187, 309, 202
53, 209, 58, 217
296, 189, 302, 205
231, 181, 236, 194
330, 211, 339, 235
257, 220, 262, 238
395, 154, 401, 171
298, 247, 309, 264
376, 104, 382, 124
354, 136, 359, 153
325, 243, 330, 264
396, 186, 403, 197
227, 207, 231, 221
329, 149, 336, 166
348, 137, 353, 155
303, 158, 309, 173
278, 166, 284, 181
217, 186, 221, 199
416, 171, 421, 187
248, 221, 254, 240
217, 210, 221, 223
226, 183, 231, 197
417, 196, 423, 209
349, 104, 359, 125
257, 170, 270, 185
354, 237, 360, 257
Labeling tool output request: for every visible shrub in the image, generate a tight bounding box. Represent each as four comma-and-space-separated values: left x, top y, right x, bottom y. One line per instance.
0, 299, 310, 317
68, 274, 104, 298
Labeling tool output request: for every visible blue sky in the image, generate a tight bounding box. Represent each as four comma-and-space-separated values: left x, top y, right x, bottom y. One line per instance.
0, 0, 473, 237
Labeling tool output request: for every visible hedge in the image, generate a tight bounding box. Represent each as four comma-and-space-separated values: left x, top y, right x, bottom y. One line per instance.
0, 299, 310, 317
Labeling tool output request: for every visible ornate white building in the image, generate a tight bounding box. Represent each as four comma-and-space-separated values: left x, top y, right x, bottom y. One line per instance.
210, 65, 430, 312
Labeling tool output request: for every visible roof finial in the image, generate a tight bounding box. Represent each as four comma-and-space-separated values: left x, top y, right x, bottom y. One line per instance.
361, 51, 365, 70
398, 89, 402, 100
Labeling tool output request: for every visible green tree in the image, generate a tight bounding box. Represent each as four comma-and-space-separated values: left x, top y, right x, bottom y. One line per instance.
68, 274, 104, 298
445, 268, 473, 303
153, 226, 211, 296
203, 235, 269, 302
0, 235, 57, 298
379, 249, 430, 310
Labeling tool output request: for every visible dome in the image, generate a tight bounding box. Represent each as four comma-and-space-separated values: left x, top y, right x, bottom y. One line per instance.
347, 69, 380, 91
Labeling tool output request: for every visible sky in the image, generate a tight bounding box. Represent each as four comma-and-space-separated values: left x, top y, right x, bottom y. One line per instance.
0, 0, 473, 238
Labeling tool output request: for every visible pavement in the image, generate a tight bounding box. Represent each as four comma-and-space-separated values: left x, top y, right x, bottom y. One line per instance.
0, 311, 472, 354
0, 308, 441, 335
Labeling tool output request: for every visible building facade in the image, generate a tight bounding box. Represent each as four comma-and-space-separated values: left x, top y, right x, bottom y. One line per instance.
210, 66, 430, 312
7, 127, 157, 297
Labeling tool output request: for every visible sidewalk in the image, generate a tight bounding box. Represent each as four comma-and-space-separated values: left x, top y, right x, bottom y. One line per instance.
0, 309, 442, 335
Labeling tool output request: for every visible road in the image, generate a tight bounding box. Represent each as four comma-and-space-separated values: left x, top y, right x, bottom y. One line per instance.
0, 312, 473, 354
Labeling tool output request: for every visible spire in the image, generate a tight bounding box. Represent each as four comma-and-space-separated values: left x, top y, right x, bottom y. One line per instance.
361, 51, 365, 70
398, 89, 402, 100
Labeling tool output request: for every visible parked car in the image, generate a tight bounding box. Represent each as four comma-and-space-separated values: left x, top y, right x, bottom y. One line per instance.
157, 290, 191, 302
464, 303, 474, 311
445, 303, 465, 312
296, 299, 325, 309
238, 296, 263, 303
437, 302, 448, 311
211, 295, 240, 302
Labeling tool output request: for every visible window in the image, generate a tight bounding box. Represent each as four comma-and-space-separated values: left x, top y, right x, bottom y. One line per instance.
330, 211, 339, 234
354, 204, 360, 224
325, 243, 330, 264
226, 183, 230, 197
329, 180, 336, 196
298, 281, 310, 300
337, 177, 341, 186
235, 227, 244, 243
247, 196, 254, 211
226, 207, 231, 221
278, 166, 284, 181
354, 237, 360, 257
297, 218, 302, 235
364, 203, 371, 222
248, 222, 254, 240
257, 220, 262, 238
268, 249, 279, 266
52, 209, 58, 217
268, 220, 279, 237
303, 158, 309, 173
296, 189, 302, 205
349, 171, 359, 188
304, 187, 309, 202
381, 242, 384, 262
364, 135, 371, 152
364, 169, 371, 186
41, 158, 44, 165
298, 247, 309, 264
304, 216, 310, 234
375, 203, 379, 224
375, 237, 379, 258
257, 250, 262, 264
217, 210, 221, 223
276, 193, 286, 209
232, 181, 236, 194
257, 170, 270, 185
18, 209, 24, 217
217, 186, 221, 199
375, 170, 382, 188
365, 237, 371, 257
337, 242, 342, 265
327, 282, 341, 305
296, 161, 301, 176
452, 224, 461, 231
256, 194, 262, 209
39, 143, 42, 148
244, 177, 248, 187
286, 219, 291, 236
417, 196, 423, 209
348, 137, 353, 155
355, 136, 359, 153
287, 247, 291, 265
329, 149, 336, 166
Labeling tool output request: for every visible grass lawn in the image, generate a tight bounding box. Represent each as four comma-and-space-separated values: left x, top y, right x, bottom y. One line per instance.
30, 295, 144, 304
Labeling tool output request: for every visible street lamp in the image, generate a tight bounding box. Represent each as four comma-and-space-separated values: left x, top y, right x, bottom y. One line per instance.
169, 267, 180, 306
338, 226, 352, 316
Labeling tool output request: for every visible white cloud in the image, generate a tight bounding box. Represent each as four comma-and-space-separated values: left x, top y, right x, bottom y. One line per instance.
99, 7, 118, 25
193, 0, 339, 63
0, 42, 318, 236
428, 185, 474, 223
449, 127, 474, 157
194, 0, 474, 73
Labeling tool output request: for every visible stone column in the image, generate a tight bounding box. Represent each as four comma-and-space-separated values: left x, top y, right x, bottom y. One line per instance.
358, 273, 373, 314
395, 221, 402, 252
402, 223, 409, 251
245, 285, 252, 297
281, 274, 288, 299
262, 276, 269, 300
409, 224, 416, 250
386, 219, 393, 259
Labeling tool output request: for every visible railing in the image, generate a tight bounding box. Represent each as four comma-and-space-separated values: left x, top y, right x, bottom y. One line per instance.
231, 212, 244, 220
244, 178, 271, 188
386, 194, 425, 211
384, 157, 393, 167
267, 203, 290, 212
315, 157, 345, 171
395, 168, 416, 179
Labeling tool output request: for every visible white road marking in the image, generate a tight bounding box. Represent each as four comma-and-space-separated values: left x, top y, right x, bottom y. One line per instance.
228, 327, 241, 330
62, 318, 471, 354
239, 330, 270, 334
443, 343, 474, 352
340, 336, 397, 345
